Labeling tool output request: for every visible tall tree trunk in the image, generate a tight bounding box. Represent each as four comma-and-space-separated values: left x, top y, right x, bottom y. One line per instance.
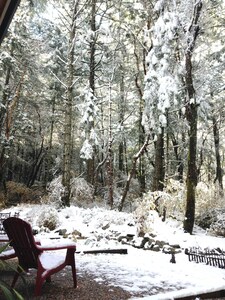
212, 116, 223, 194
0, 68, 11, 137
134, 40, 146, 194
44, 92, 56, 185
86, 0, 96, 184
183, 1, 202, 234
27, 139, 46, 187
107, 82, 113, 208
151, 130, 165, 192
118, 134, 150, 212
0, 66, 11, 198
118, 63, 125, 184
171, 134, 184, 182
184, 97, 198, 234
61, 1, 78, 207
0, 68, 25, 202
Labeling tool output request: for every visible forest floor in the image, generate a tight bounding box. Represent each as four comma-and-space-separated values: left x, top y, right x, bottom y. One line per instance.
1, 203, 225, 300
1, 262, 137, 300
1, 262, 225, 300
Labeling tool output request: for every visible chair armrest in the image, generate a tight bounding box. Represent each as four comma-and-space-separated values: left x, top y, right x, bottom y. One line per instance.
0, 235, 10, 242
37, 242, 76, 251
0, 248, 16, 260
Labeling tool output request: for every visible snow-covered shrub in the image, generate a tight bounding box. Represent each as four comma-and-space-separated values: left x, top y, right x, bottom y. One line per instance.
195, 182, 224, 215
195, 209, 218, 229
164, 179, 186, 219
196, 208, 225, 236
70, 177, 94, 204
208, 209, 225, 237
46, 176, 94, 206
134, 193, 156, 236
209, 216, 225, 237
112, 175, 141, 211
46, 176, 64, 207
134, 180, 186, 236
36, 207, 60, 231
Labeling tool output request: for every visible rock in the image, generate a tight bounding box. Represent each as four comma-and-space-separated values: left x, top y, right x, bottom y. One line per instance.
163, 246, 173, 254
118, 235, 128, 242
169, 243, 180, 249
155, 239, 168, 248
151, 245, 160, 252
57, 229, 67, 236
72, 229, 82, 237
102, 223, 110, 230
144, 241, 155, 250
84, 237, 97, 246
118, 234, 135, 243
32, 228, 39, 235
140, 236, 150, 248
126, 234, 135, 241
163, 245, 182, 254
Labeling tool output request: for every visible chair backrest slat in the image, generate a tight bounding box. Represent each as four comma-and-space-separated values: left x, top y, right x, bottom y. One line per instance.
3, 217, 42, 269
0, 213, 11, 234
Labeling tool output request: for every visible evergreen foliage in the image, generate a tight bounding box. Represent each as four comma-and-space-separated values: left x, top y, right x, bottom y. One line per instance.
0, 0, 224, 229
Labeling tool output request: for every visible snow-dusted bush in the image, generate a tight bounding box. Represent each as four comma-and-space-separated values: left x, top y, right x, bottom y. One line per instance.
46, 176, 94, 206
196, 208, 225, 236
134, 193, 156, 236
70, 177, 94, 204
46, 176, 64, 207
134, 180, 186, 236
195, 209, 218, 229
195, 182, 224, 215
164, 179, 186, 218
209, 215, 225, 237
36, 207, 60, 231
111, 176, 142, 211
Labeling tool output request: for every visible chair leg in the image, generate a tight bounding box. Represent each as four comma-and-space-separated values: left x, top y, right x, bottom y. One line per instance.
71, 263, 77, 288
35, 270, 44, 296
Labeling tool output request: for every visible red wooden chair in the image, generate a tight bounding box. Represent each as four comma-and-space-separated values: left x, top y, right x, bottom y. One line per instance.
3, 217, 77, 296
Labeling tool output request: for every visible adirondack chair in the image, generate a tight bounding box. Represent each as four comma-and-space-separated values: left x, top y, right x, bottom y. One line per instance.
0, 212, 19, 260
3, 217, 77, 296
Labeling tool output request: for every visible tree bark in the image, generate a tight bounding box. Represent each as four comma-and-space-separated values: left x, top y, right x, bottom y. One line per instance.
171, 134, 184, 182
118, 63, 126, 184
151, 130, 165, 192
0, 66, 11, 197
107, 82, 114, 208
86, 0, 97, 184
118, 134, 150, 212
27, 139, 46, 187
212, 116, 223, 194
134, 41, 146, 194
61, 1, 78, 207
183, 1, 202, 234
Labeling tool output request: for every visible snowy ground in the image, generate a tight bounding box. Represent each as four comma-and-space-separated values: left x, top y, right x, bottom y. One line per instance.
1, 203, 225, 299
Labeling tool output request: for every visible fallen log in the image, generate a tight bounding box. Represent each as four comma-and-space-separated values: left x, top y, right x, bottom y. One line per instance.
76, 248, 128, 255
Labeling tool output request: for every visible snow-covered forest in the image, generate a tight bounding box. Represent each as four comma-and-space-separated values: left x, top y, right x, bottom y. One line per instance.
0, 0, 225, 235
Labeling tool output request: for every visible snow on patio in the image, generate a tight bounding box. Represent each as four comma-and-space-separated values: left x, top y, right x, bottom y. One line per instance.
1, 204, 225, 299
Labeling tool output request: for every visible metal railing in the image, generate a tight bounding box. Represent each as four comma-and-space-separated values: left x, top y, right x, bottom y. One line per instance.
185, 247, 225, 269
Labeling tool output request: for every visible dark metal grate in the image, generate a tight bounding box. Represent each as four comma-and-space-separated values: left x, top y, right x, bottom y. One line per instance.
185, 247, 225, 269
